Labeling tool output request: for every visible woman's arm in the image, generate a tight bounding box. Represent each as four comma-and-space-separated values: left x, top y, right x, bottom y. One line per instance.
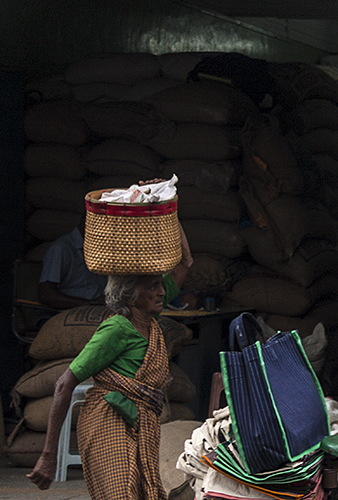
167, 222, 193, 288
27, 368, 80, 490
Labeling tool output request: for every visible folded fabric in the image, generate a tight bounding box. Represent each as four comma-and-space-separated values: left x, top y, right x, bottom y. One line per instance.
99, 174, 178, 203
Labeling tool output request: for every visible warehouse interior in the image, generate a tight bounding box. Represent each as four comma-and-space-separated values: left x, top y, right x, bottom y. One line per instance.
2, 1, 338, 493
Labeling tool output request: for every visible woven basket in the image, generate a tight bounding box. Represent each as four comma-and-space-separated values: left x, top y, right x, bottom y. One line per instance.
84, 189, 182, 275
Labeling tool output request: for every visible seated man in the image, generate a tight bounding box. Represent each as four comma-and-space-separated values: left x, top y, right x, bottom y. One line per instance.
38, 216, 107, 310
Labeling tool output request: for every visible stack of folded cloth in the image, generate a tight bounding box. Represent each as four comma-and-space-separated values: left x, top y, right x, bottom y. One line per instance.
176, 400, 338, 500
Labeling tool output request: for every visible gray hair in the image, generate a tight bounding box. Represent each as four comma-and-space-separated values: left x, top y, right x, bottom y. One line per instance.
105, 274, 145, 316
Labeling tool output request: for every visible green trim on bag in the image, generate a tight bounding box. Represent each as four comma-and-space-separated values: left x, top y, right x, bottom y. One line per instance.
220, 350, 251, 473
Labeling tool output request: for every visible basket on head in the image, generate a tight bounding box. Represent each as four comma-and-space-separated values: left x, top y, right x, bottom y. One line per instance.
84, 189, 182, 275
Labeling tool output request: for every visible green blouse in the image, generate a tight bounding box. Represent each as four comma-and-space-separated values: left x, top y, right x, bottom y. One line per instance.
69, 273, 179, 382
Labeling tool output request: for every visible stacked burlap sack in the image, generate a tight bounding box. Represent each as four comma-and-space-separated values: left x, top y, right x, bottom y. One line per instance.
7, 306, 196, 467
22, 53, 338, 402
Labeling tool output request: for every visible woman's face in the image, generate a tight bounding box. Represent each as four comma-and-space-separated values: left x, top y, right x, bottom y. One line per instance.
134, 275, 165, 316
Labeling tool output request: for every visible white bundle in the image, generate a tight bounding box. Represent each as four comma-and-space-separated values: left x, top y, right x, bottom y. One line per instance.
99, 174, 178, 203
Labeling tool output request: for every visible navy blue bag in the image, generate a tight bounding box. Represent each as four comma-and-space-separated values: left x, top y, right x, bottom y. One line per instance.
220, 312, 330, 474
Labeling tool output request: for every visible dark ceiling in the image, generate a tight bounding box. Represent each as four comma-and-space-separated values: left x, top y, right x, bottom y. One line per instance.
179, 0, 338, 19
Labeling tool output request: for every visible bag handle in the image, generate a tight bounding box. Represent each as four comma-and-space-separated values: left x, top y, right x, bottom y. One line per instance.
229, 312, 265, 351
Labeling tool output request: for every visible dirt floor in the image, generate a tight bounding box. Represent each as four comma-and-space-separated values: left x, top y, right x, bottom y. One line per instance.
0, 454, 90, 500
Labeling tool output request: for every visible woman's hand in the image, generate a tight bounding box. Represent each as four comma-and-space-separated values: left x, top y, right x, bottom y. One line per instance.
26, 452, 57, 490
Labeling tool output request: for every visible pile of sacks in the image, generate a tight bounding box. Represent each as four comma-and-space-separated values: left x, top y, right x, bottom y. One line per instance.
6, 306, 196, 467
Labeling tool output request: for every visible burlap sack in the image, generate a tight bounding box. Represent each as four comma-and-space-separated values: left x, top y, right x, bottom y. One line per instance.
240, 226, 290, 265
180, 219, 245, 259
25, 144, 85, 180
166, 361, 196, 403
269, 238, 338, 287
227, 270, 313, 316
25, 75, 72, 101
12, 358, 73, 400
120, 77, 180, 102
159, 420, 202, 497
87, 175, 147, 191
178, 186, 243, 222
79, 100, 171, 142
182, 254, 226, 292
160, 403, 196, 425
157, 316, 193, 359
24, 395, 81, 432
158, 51, 222, 81
72, 81, 130, 102
25, 101, 89, 146
146, 123, 241, 161
162, 159, 240, 190
29, 306, 110, 360
239, 178, 306, 258
256, 312, 321, 340
241, 116, 304, 195
5, 429, 77, 467
26, 209, 82, 241
300, 128, 338, 160
145, 81, 259, 125
26, 178, 87, 214
83, 137, 160, 175
268, 62, 338, 108
64, 53, 161, 85
282, 99, 338, 135
24, 242, 52, 262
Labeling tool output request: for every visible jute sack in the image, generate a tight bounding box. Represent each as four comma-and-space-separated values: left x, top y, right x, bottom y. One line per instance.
11, 358, 73, 401
64, 53, 161, 85
157, 316, 193, 359
269, 238, 338, 287
145, 81, 259, 125
158, 51, 222, 81
24, 242, 52, 262
25, 75, 72, 101
120, 77, 181, 102
25, 101, 89, 146
25, 209, 82, 241
281, 99, 338, 135
240, 226, 290, 265
72, 81, 130, 103
83, 137, 161, 175
29, 306, 110, 360
79, 100, 171, 142
162, 159, 240, 190
160, 403, 196, 425
166, 361, 196, 403
182, 254, 226, 292
239, 178, 306, 258
227, 270, 313, 316
26, 178, 87, 214
24, 395, 81, 432
268, 62, 338, 107
180, 219, 246, 259
159, 420, 202, 497
308, 300, 338, 327
178, 186, 243, 222
87, 175, 148, 191
146, 123, 241, 161
25, 144, 85, 180
5, 429, 77, 467
256, 313, 321, 340
300, 129, 338, 160
241, 116, 304, 195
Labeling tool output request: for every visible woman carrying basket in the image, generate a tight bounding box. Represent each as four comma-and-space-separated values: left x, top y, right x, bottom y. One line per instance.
27, 179, 193, 500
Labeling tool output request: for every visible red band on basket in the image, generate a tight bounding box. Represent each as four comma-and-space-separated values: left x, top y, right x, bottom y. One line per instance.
85, 198, 177, 217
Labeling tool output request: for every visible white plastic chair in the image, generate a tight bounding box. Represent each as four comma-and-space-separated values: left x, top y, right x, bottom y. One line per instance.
55, 379, 94, 482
